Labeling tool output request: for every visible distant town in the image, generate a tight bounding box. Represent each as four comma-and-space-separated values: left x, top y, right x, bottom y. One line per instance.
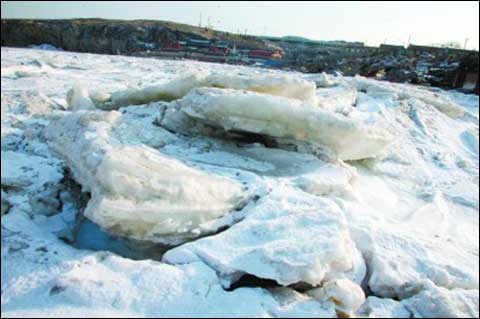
2, 18, 478, 94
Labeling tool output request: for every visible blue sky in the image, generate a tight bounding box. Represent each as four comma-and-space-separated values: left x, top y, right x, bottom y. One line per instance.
2, 1, 479, 49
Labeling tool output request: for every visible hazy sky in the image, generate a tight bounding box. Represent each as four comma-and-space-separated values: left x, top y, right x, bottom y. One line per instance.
2, 1, 479, 49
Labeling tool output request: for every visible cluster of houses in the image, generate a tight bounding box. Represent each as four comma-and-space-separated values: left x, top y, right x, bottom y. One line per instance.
263, 36, 478, 93
161, 37, 284, 60
149, 35, 478, 93
378, 44, 479, 93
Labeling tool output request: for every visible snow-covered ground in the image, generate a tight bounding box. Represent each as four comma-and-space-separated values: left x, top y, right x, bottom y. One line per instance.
1, 47, 479, 318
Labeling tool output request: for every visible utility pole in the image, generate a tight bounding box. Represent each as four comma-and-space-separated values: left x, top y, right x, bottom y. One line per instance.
407, 35, 412, 47
464, 38, 469, 50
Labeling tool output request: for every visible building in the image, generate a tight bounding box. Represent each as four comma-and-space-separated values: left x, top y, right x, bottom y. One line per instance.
248, 48, 283, 59
454, 52, 480, 94
379, 44, 405, 55
407, 44, 476, 59
186, 39, 211, 48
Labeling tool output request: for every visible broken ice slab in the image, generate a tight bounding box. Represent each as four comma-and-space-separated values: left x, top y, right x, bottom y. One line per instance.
46, 111, 248, 245
68, 72, 317, 110
163, 187, 366, 288
179, 87, 394, 160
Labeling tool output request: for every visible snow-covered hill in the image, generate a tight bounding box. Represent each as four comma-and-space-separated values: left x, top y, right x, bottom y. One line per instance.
1, 47, 479, 318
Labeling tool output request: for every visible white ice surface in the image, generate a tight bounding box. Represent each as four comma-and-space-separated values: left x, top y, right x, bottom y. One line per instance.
1, 47, 479, 318
163, 187, 366, 287
357, 297, 411, 318
2, 212, 335, 318
1, 150, 63, 216
402, 280, 479, 318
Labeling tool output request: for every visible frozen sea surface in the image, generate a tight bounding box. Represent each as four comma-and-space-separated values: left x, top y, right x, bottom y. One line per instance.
1, 47, 479, 318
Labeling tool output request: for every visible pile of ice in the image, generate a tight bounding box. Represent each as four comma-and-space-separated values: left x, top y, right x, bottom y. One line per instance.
1, 47, 479, 318
70, 70, 394, 160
